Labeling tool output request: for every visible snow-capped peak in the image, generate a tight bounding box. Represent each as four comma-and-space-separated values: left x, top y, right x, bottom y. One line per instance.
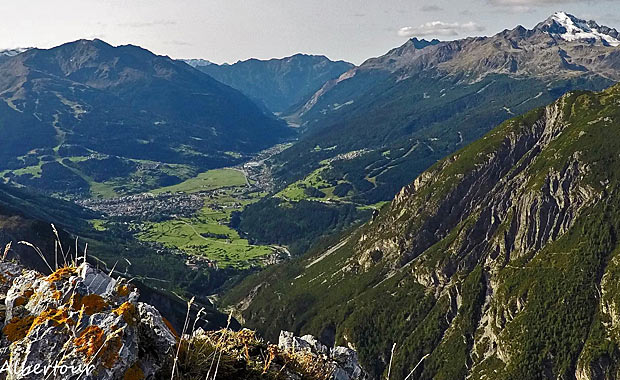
0, 47, 32, 57
544, 12, 620, 47
181, 58, 213, 68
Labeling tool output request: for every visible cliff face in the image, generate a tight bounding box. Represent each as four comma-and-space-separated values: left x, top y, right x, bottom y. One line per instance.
224, 84, 620, 379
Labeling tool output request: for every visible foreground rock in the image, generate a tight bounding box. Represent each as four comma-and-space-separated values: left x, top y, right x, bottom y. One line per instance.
0, 261, 176, 379
278, 331, 369, 380
0, 260, 370, 379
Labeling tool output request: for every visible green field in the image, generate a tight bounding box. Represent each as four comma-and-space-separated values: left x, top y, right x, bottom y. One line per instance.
152, 169, 247, 194
276, 164, 344, 201
137, 168, 272, 269
138, 191, 273, 269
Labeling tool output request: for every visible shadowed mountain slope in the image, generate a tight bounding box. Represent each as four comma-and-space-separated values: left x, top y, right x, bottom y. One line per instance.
0, 39, 291, 196
190, 54, 354, 113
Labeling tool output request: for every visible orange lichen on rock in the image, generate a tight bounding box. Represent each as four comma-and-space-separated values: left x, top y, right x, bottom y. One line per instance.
117, 285, 132, 297
2, 315, 35, 342
102, 334, 122, 368
123, 363, 145, 380
113, 302, 136, 325
72, 294, 108, 316
45, 266, 77, 283
28, 308, 74, 335
74, 326, 123, 369
162, 317, 179, 338
52, 290, 63, 300
75, 326, 106, 360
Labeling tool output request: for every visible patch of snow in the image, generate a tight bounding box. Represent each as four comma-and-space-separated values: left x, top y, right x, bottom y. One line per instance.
332, 100, 354, 110
182, 58, 213, 67
550, 12, 620, 47
0, 47, 31, 57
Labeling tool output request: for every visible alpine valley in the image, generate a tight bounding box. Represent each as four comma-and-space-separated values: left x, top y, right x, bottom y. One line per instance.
2, 9, 620, 380
234, 12, 620, 254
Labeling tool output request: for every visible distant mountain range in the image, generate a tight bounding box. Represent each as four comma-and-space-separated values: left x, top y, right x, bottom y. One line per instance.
186, 54, 354, 113
0, 39, 291, 196
282, 12, 620, 198
0, 48, 31, 64
235, 12, 620, 251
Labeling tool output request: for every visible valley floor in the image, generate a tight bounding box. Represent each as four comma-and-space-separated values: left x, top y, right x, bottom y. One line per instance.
80, 144, 292, 276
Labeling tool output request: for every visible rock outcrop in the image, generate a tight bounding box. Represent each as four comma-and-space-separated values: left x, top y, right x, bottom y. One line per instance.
0, 261, 176, 379
278, 331, 369, 380
0, 259, 370, 379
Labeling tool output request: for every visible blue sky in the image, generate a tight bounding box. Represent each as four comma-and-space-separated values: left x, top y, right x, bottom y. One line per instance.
2, 0, 619, 65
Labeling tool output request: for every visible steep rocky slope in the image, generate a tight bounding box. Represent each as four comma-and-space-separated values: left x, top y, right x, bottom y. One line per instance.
189, 54, 353, 114
224, 83, 620, 379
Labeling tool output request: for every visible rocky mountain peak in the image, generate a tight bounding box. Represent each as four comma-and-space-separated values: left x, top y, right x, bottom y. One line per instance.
408, 38, 441, 49
0, 47, 32, 57
182, 58, 213, 67
536, 11, 620, 46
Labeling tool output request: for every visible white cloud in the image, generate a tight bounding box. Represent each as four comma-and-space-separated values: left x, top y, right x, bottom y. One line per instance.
398, 21, 485, 38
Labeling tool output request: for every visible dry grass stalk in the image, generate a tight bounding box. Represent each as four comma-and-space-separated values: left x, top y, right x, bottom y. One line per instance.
50, 224, 67, 267
18, 241, 53, 273
208, 311, 233, 380
386, 342, 396, 380
171, 296, 195, 380
2, 242, 12, 261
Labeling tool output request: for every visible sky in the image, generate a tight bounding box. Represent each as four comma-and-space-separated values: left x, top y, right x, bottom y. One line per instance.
2, 0, 620, 65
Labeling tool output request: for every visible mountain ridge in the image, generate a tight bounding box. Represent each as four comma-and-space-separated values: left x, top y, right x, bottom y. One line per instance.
190, 53, 354, 113
0, 39, 291, 196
